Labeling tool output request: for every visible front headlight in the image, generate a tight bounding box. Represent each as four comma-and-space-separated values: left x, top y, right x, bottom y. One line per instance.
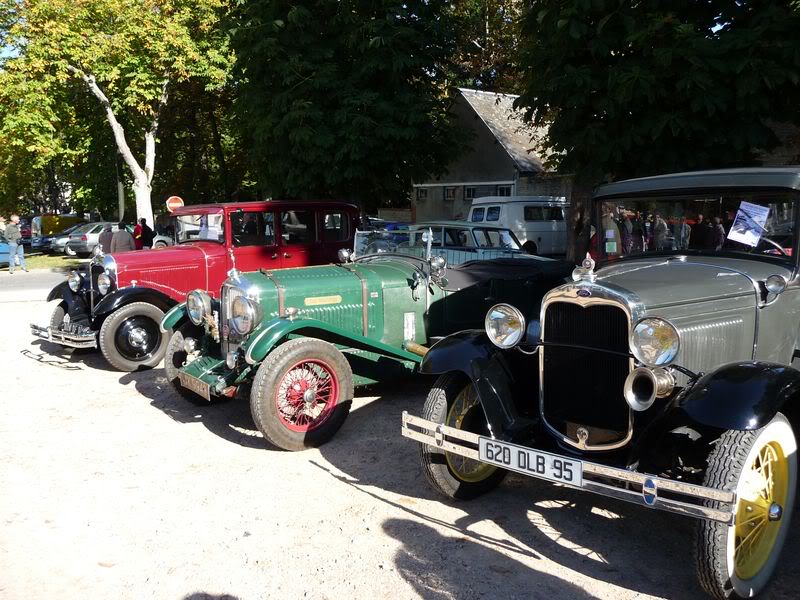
630, 317, 680, 367
231, 296, 259, 335
187, 290, 212, 326
67, 270, 82, 292
485, 303, 526, 349
97, 273, 113, 295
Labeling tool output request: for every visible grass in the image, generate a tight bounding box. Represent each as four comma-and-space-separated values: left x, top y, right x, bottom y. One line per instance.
8, 250, 86, 272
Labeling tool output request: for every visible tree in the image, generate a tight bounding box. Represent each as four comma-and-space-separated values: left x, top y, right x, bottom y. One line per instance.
233, 0, 461, 211
0, 0, 232, 224
515, 1, 800, 260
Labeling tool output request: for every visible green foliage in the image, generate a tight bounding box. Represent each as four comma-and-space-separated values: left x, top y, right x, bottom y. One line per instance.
233, 0, 461, 210
516, 0, 800, 181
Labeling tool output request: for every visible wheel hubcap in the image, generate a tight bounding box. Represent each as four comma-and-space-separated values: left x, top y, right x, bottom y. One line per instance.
733, 441, 789, 579
275, 360, 339, 433
114, 316, 160, 361
128, 327, 149, 348
444, 385, 497, 483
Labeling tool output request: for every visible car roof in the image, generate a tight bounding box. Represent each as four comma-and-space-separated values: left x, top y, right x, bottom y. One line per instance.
170, 200, 358, 215
594, 167, 800, 199
413, 220, 513, 229
470, 196, 568, 205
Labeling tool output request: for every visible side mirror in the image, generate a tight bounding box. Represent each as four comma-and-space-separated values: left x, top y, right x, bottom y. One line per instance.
338, 248, 352, 263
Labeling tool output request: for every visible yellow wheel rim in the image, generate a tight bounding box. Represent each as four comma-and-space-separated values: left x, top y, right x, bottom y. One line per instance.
734, 441, 789, 580
444, 385, 497, 483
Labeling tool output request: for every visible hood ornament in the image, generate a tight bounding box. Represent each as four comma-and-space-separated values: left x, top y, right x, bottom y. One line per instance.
572, 253, 597, 283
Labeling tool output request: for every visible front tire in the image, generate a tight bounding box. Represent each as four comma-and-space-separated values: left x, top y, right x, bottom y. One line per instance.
164, 322, 206, 404
695, 413, 797, 599
98, 302, 169, 371
50, 302, 68, 330
250, 338, 353, 451
420, 373, 507, 500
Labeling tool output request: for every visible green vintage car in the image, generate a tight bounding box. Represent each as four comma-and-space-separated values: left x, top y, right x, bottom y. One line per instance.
160, 229, 570, 451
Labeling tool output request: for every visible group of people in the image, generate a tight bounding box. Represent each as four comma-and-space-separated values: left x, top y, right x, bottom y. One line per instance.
98, 218, 154, 253
0, 214, 29, 273
602, 204, 730, 256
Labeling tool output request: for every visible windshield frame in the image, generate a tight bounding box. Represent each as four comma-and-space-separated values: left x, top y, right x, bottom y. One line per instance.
592, 188, 800, 271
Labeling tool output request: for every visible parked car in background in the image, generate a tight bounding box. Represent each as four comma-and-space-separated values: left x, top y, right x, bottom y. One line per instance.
162, 228, 569, 451
30, 214, 85, 250
405, 167, 800, 599
19, 216, 32, 246
65, 221, 122, 257
33, 222, 86, 253
468, 196, 569, 255
409, 221, 536, 263
31, 200, 359, 371
0, 232, 9, 266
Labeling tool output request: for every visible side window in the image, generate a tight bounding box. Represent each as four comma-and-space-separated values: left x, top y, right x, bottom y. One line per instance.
444, 228, 474, 248
524, 206, 544, 221
321, 211, 350, 242
470, 208, 485, 222
230, 212, 275, 247
486, 206, 501, 222
546, 207, 565, 221
281, 210, 317, 244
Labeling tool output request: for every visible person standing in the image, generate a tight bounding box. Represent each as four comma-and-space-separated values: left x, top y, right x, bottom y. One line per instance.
674, 216, 691, 250
139, 218, 154, 249
712, 216, 727, 250
133, 219, 143, 250
6, 214, 28, 273
110, 221, 135, 253
98, 224, 114, 254
653, 213, 669, 250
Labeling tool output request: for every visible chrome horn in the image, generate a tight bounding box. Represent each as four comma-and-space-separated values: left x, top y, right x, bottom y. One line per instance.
623, 367, 675, 412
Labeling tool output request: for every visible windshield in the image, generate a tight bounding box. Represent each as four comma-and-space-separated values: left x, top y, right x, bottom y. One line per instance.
175, 212, 225, 244
473, 228, 522, 249
353, 229, 431, 261
594, 191, 797, 262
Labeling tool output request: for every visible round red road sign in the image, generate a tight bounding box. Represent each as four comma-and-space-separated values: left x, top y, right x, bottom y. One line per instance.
165, 195, 184, 213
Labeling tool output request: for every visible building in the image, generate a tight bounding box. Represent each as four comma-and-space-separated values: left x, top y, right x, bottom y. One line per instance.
412, 88, 571, 222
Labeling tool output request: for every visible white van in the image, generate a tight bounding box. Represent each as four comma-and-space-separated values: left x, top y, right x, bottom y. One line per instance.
467, 196, 569, 255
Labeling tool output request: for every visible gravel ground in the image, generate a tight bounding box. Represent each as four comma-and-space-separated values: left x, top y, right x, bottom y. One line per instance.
2, 298, 799, 600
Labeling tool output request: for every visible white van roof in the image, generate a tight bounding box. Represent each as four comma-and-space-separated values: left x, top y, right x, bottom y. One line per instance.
470, 195, 568, 206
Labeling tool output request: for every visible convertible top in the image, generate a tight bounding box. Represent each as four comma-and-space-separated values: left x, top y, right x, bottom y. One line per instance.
442, 258, 572, 292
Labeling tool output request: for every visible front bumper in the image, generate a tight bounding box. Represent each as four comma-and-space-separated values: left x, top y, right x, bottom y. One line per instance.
30, 323, 97, 349
402, 412, 736, 524
179, 355, 236, 397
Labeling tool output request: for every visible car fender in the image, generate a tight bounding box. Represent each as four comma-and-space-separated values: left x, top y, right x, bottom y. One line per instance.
93, 287, 176, 320
679, 361, 800, 431
242, 317, 422, 366
420, 330, 523, 439
46, 280, 70, 302
160, 302, 188, 333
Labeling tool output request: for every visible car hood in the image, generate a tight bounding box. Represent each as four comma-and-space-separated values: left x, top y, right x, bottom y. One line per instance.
592, 255, 794, 309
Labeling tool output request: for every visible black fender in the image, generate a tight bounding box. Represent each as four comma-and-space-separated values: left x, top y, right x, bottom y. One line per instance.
46, 281, 70, 302
679, 361, 800, 431
421, 330, 527, 439
93, 287, 177, 320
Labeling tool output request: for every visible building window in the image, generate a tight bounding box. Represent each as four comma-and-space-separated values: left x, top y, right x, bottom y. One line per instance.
465, 187, 476, 200
416, 188, 428, 202
497, 185, 512, 197
445, 187, 458, 201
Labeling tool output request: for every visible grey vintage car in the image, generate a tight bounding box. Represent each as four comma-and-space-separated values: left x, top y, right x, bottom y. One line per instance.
403, 168, 800, 598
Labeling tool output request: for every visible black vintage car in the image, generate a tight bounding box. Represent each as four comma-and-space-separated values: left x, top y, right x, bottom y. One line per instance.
403, 168, 800, 599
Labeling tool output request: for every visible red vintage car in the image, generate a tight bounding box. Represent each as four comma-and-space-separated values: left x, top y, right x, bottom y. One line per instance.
31, 200, 359, 371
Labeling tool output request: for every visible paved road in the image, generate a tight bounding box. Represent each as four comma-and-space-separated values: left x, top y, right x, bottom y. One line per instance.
2, 299, 799, 600
0, 269, 69, 302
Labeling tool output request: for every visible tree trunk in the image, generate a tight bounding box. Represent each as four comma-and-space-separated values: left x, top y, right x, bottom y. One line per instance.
133, 178, 154, 228
565, 178, 595, 264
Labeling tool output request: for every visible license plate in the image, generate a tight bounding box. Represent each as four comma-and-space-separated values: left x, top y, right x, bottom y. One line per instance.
479, 438, 583, 487
178, 372, 211, 402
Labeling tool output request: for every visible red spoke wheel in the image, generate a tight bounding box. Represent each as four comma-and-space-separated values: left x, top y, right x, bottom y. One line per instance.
250, 338, 353, 451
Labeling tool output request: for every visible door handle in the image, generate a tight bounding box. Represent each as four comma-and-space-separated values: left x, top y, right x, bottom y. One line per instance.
271, 253, 278, 259
283, 252, 291, 259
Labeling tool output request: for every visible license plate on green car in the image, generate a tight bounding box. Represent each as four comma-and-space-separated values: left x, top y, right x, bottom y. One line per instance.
479, 438, 583, 486
178, 372, 211, 402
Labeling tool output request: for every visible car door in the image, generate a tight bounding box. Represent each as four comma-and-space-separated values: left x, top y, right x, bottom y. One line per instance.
229, 209, 281, 272
315, 209, 354, 263
278, 208, 318, 267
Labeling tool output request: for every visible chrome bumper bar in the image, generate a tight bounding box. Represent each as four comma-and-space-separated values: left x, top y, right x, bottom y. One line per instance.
30, 323, 97, 349
401, 412, 736, 525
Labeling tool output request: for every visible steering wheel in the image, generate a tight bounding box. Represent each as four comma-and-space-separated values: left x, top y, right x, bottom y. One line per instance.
364, 240, 397, 254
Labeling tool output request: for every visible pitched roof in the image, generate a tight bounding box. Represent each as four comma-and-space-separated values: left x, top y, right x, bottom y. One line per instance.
457, 88, 546, 174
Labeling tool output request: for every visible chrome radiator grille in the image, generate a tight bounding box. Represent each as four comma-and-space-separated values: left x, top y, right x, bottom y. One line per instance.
541, 301, 631, 447
221, 282, 244, 356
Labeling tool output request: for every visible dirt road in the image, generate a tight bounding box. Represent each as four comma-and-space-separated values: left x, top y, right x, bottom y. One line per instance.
2, 298, 798, 599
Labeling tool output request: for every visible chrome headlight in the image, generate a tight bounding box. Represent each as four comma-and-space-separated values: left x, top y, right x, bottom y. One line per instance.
485, 303, 526, 349
97, 273, 113, 295
231, 296, 259, 335
67, 270, 82, 292
187, 290, 212, 326
630, 317, 680, 367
